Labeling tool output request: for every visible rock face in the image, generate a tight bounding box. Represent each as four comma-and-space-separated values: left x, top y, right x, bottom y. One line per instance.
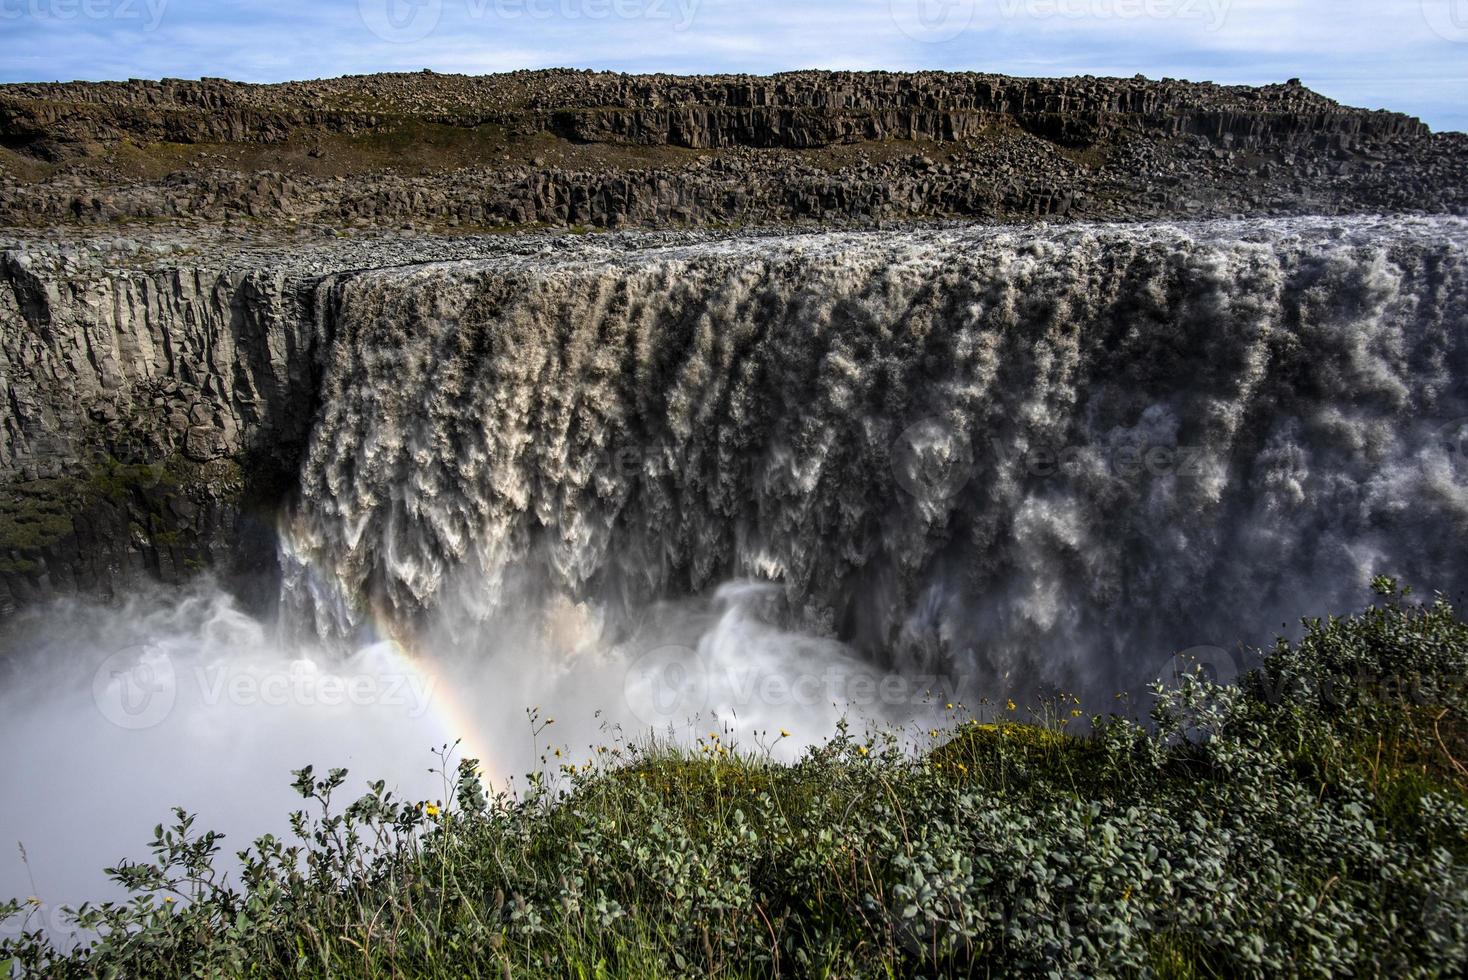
0, 228, 695, 614
0, 71, 1428, 152
280, 217, 1468, 694
2, 69, 1467, 620
0, 246, 318, 614
4, 216, 1467, 646
532, 73, 1426, 150
1, 70, 1464, 231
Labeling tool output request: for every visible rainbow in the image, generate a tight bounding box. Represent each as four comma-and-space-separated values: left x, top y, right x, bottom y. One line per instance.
276, 521, 503, 791
354, 617, 501, 786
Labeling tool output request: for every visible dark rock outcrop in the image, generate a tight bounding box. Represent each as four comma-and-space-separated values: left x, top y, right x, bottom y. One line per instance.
1, 68, 1466, 617
0, 247, 318, 614
1, 70, 1463, 231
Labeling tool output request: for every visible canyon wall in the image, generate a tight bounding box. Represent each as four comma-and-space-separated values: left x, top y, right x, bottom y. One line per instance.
2, 71, 1464, 231
0, 72, 1427, 155
4, 218, 1466, 692
0, 246, 318, 613
279, 218, 1468, 694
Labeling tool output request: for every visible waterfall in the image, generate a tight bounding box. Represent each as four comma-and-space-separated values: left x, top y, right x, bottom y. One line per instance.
280, 216, 1468, 701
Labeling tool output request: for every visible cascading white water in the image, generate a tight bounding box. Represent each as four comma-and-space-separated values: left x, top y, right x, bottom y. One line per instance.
282, 216, 1468, 703
5, 216, 1468, 927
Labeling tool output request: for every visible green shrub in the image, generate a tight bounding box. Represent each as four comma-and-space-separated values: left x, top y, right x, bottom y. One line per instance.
5, 581, 1468, 978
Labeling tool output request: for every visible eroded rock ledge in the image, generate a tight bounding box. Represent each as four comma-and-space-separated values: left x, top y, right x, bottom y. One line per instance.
0, 245, 314, 612
3, 216, 1466, 621
0, 228, 734, 613
1, 70, 1464, 231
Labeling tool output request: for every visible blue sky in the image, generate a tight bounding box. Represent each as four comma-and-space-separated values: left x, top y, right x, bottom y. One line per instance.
1, 0, 1465, 132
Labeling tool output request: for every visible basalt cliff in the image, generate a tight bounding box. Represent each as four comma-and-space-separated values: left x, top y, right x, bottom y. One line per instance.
2, 70, 1465, 232
3, 218, 1468, 679
1, 71, 1466, 653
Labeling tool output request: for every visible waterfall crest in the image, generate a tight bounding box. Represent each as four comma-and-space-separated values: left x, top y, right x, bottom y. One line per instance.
281, 217, 1468, 697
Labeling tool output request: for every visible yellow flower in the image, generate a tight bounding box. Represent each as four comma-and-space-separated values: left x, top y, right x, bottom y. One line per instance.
1071, 708, 1083, 718
163, 896, 175, 904
929, 729, 939, 738
858, 746, 869, 756
945, 703, 954, 710
1005, 699, 1017, 712
779, 729, 791, 738
425, 804, 441, 818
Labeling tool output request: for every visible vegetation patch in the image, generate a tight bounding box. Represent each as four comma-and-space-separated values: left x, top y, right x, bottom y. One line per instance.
0, 479, 76, 554
0, 455, 239, 574
4, 581, 1468, 977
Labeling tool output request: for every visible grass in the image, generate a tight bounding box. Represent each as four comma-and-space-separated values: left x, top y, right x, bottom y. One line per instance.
4, 579, 1468, 977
